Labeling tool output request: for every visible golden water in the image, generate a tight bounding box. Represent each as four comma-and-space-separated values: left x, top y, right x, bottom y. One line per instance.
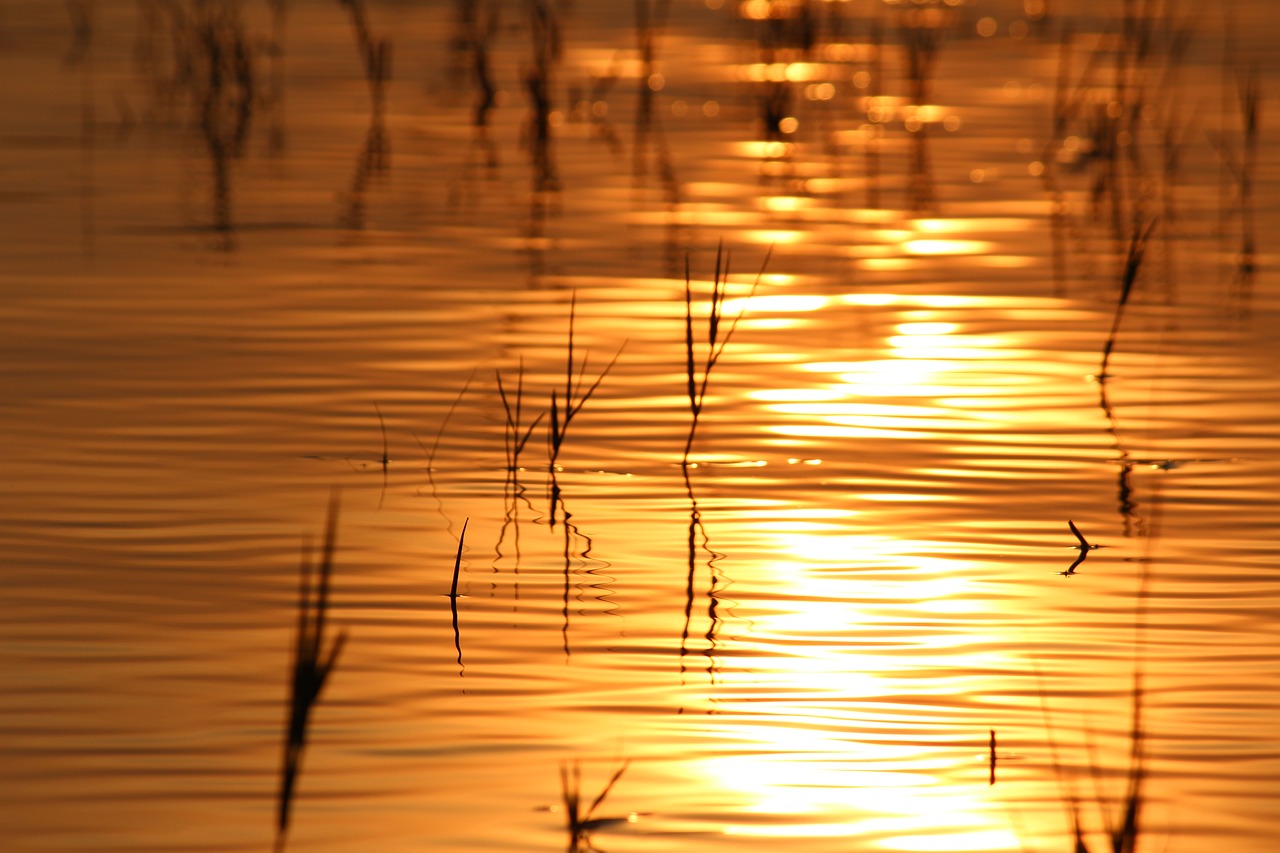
2, 1, 1279, 851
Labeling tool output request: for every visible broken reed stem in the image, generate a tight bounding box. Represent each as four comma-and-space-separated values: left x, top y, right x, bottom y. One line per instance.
275, 491, 348, 853
681, 242, 772, 466
1099, 219, 1156, 381
547, 292, 625, 469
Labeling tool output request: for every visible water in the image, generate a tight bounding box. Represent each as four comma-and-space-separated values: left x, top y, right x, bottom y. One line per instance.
2, 1, 1279, 851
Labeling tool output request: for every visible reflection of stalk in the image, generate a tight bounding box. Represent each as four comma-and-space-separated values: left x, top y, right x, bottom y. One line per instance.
678, 464, 722, 683
337, 0, 391, 117
682, 243, 772, 466
524, 0, 561, 194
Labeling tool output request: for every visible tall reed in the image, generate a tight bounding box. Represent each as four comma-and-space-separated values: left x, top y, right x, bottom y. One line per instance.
275, 492, 348, 853
681, 242, 772, 466
547, 292, 624, 470
497, 357, 544, 472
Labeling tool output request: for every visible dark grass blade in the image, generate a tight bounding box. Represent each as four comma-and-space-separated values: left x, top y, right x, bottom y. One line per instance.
450, 519, 469, 677
583, 759, 631, 822
449, 519, 468, 601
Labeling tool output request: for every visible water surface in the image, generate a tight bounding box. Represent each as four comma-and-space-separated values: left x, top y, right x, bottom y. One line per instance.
2, 1, 1280, 851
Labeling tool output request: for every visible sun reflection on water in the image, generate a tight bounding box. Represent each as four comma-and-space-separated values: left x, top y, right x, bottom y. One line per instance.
678, 525, 1022, 848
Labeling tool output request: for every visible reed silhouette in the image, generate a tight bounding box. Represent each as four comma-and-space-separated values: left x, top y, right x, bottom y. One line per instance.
681, 243, 772, 467
449, 519, 468, 679
275, 492, 348, 853
559, 759, 632, 853
547, 293, 625, 472
497, 357, 546, 474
